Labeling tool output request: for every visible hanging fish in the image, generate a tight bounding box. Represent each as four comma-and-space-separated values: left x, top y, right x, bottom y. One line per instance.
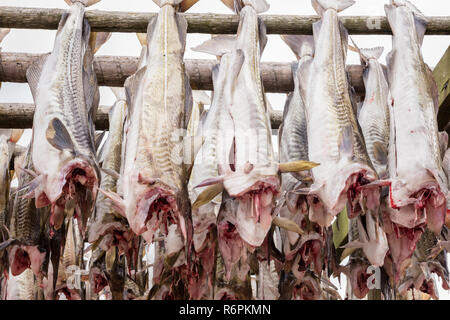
24, 0, 110, 236
192, 0, 318, 248
299, 0, 380, 227
101, 0, 200, 249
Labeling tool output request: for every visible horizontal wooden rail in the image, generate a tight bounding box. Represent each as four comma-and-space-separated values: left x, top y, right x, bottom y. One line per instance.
0, 7, 449, 35
0, 52, 365, 94
0, 103, 283, 130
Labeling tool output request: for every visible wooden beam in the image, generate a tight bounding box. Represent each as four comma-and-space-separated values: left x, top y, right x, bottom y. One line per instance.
0, 52, 365, 94
0, 103, 283, 130
435, 45, 450, 133
0, 6, 449, 35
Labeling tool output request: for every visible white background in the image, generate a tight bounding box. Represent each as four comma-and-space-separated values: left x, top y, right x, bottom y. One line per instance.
0, 0, 449, 299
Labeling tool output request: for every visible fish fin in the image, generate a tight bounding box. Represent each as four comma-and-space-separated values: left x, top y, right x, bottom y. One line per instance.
258, 17, 268, 54
152, 0, 182, 8
16, 175, 43, 199
242, 0, 270, 13
313, 0, 355, 14
425, 63, 440, 115
94, 131, 105, 151
0, 238, 15, 251
439, 132, 449, 159
192, 184, 224, 211
194, 176, 224, 189
338, 125, 354, 160
312, 20, 322, 46
340, 240, 364, 249
89, 32, 111, 55
272, 216, 305, 235
339, 21, 349, 62
356, 215, 369, 243
110, 87, 126, 101
9, 129, 24, 144
0, 29, 10, 43
45, 118, 76, 154
228, 137, 236, 171
279, 160, 320, 173
191, 35, 237, 57
65, 0, 101, 6
101, 168, 120, 180
136, 33, 147, 47
220, 0, 237, 12
281, 35, 315, 61
361, 47, 384, 61
357, 179, 391, 190
26, 54, 50, 101
388, 1, 427, 45
124, 66, 147, 109
98, 188, 126, 217
179, 0, 201, 12
192, 91, 211, 106
373, 141, 388, 166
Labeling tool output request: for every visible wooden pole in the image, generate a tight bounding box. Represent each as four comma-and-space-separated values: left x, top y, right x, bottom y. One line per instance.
0, 7, 450, 35
0, 52, 365, 94
0, 103, 283, 130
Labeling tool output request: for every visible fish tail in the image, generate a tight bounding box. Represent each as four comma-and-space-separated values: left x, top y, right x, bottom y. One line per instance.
385, 1, 428, 44
89, 32, 111, 55
312, 0, 355, 16
221, 0, 269, 14
153, 0, 200, 12
0, 29, 10, 44
64, 0, 101, 7
281, 35, 314, 61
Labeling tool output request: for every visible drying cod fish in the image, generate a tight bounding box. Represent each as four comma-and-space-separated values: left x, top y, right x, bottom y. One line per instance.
300, 0, 379, 227
4, 145, 48, 279
397, 229, 450, 300
379, 0, 448, 280
192, 0, 317, 247
352, 45, 390, 179
88, 88, 133, 255
384, 1, 447, 234
24, 0, 110, 235
187, 45, 246, 299
102, 0, 200, 246
277, 35, 329, 285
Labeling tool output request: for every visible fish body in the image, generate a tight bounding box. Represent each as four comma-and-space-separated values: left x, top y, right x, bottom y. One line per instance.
356, 47, 390, 179
304, 0, 379, 227
89, 93, 132, 254
26, 1, 107, 235
384, 1, 447, 234
7, 145, 47, 278
119, 1, 193, 245
198, 0, 278, 248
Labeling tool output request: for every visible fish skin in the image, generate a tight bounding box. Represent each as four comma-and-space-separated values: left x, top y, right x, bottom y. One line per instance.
26, 2, 102, 236
217, 2, 279, 248
304, 0, 379, 227
278, 36, 327, 280
384, 1, 447, 234
88, 97, 133, 255
119, 3, 193, 246
7, 145, 47, 279
356, 47, 390, 179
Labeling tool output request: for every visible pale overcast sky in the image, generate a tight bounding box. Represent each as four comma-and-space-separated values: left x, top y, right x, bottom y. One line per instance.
0, 0, 449, 299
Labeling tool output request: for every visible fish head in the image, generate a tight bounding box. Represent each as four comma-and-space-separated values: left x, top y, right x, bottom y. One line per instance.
292, 274, 321, 300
